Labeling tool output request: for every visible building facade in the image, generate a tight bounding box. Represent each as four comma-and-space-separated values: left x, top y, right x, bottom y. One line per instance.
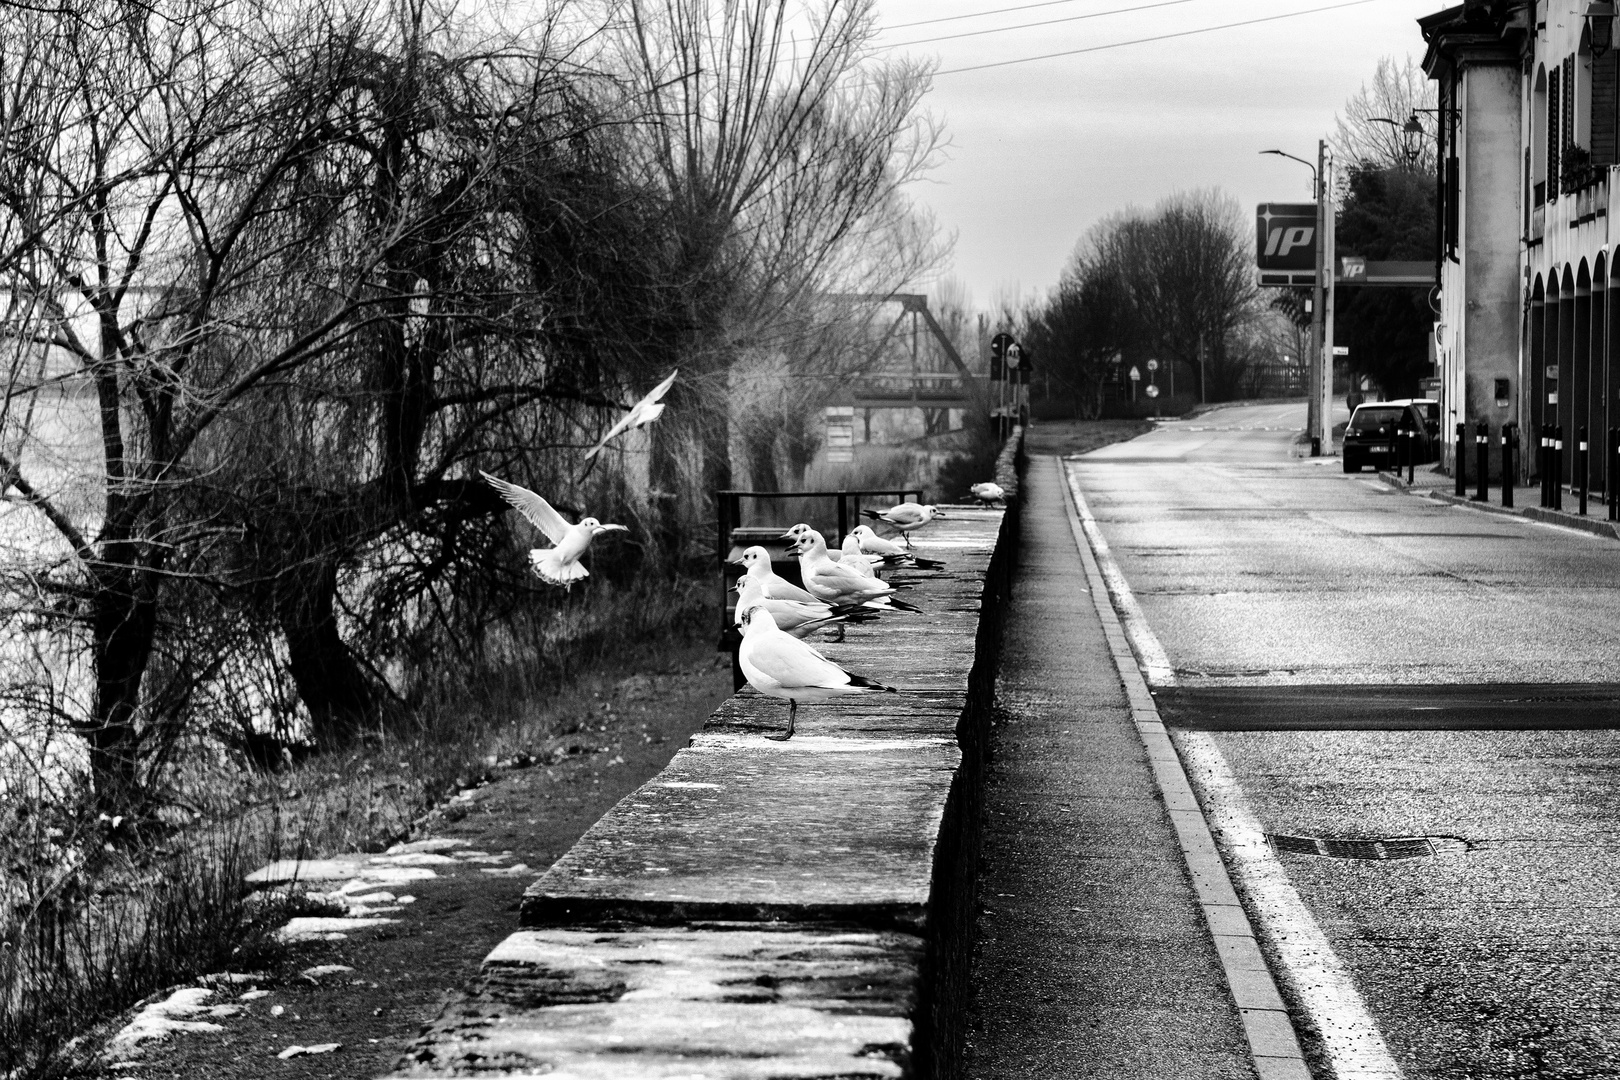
1422, 0, 1620, 485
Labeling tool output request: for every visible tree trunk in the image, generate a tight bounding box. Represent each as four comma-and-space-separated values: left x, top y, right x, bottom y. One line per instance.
86, 565, 159, 811
277, 560, 377, 746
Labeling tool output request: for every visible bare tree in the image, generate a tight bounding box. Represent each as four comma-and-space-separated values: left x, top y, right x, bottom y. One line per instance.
1333, 55, 1437, 173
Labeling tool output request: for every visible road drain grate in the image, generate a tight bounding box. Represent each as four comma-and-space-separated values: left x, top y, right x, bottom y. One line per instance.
1267, 834, 1469, 860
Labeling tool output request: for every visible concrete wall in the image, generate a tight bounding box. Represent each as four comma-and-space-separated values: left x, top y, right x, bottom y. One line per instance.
386, 433, 1027, 1080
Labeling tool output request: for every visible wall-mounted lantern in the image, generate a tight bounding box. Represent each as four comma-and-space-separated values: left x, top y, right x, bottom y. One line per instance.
1587, 1, 1615, 58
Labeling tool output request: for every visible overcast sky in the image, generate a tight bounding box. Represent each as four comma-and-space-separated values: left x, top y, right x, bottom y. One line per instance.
874, 0, 1447, 307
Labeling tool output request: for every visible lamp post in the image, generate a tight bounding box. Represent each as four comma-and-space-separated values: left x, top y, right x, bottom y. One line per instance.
1369, 115, 1424, 166
1260, 143, 1334, 456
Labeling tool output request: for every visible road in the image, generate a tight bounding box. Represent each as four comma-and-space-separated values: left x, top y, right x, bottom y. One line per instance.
1069, 401, 1620, 1080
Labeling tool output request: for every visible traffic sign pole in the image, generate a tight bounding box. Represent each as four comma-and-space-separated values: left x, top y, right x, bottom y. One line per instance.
1319, 141, 1336, 458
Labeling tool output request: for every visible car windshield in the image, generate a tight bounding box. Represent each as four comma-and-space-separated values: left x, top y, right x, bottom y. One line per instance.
1349, 407, 1403, 432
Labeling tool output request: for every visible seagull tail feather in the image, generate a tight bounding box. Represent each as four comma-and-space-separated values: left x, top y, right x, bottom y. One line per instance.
882, 596, 922, 613
530, 549, 589, 586
859, 509, 883, 521
846, 673, 897, 693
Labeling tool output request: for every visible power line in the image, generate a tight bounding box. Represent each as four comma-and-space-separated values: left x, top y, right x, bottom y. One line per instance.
883, 0, 1208, 49
931, 0, 1383, 76
880, 0, 1204, 33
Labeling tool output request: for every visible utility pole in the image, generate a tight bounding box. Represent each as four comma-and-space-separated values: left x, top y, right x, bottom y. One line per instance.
1320, 141, 1337, 457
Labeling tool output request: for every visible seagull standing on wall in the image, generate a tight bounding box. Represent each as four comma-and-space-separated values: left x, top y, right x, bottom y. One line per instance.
970, 482, 1005, 506
737, 606, 896, 740
582, 369, 678, 462
850, 525, 946, 570
783, 524, 920, 611
860, 502, 945, 547
481, 471, 628, 588
735, 546, 822, 604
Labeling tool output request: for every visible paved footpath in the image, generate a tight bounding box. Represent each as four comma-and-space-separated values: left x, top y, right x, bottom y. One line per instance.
964, 454, 1263, 1079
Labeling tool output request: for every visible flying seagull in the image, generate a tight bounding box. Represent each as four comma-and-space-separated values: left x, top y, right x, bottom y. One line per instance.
737, 605, 896, 740
481, 471, 627, 587
583, 368, 679, 461
860, 501, 945, 547
783, 524, 919, 611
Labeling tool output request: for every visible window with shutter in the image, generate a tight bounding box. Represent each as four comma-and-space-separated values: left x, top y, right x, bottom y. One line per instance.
1550, 64, 1562, 197
1565, 53, 1576, 155
1594, 51, 1618, 166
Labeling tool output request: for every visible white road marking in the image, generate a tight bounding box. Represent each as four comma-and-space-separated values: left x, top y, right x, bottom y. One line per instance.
1061, 462, 1176, 686
1177, 730, 1406, 1080
1358, 480, 1391, 492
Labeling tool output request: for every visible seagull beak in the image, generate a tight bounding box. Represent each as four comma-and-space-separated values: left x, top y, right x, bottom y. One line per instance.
778, 530, 798, 541
596, 523, 629, 533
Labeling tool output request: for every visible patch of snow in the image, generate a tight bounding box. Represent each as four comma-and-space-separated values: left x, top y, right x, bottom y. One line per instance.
452, 850, 491, 858
197, 972, 261, 986
299, 964, 355, 980
244, 859, 363, 885
344, 890, 395, 903
397, 895, 417, 904
384, 837, 467, 855
479, 863, 531, 878
239, 990, 271, 1001
355, 866, 437, 885
456, 853, 512, 864
277, 1043, 340, 1059
108, 988, 236, 1055
371, 852, 456, 866
270, 1005, 285, 1017
275, 916, 397, 943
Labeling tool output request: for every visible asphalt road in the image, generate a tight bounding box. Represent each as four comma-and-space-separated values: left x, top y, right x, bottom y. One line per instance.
1068, 402, 1620, 1080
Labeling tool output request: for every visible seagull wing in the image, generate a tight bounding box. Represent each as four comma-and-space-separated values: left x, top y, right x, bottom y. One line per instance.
748, 631, 850, 691
643, 368, 679, 405
582, 369, 679, 460
481, 471, 570, 545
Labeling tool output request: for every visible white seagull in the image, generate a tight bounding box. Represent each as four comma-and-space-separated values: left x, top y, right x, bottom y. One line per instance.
970, 481, 1005, 505
582, 369, 678, 461
850, 525, 946, 571
838, 533, 882, 578
783, 525, 919, 611
737, 606, 896, 740
734, 580, 868, 640
481, 471, 628, 587
861, 501, 945, 547
735, 546, 821, 604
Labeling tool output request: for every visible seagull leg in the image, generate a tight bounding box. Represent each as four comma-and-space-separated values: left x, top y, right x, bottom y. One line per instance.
766, 699, 797, 742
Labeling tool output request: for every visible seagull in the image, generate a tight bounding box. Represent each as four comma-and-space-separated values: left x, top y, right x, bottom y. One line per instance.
970, 481, 1005, 506
838, 533, 882, 578
860, 501, 945, 547
737, 606, 896, 740
734, 546, 821, 604
734, 580, 873, 639
783, 525, 920, 611
582, 369, 678, 461
481, 471, 628, 587
849, 525, 946, 570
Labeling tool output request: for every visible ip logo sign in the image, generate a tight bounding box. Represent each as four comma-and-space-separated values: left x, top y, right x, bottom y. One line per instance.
1256, 203, 1318, 271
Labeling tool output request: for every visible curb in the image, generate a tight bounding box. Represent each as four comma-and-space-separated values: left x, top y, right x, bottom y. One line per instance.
1054, 457, 1311, 1080
1376, 470, 1620, 539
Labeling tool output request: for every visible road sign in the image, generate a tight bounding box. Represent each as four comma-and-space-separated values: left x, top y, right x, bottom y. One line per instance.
989, 332, 1017, 381
1146, 359, 1159, 372
1128, 366, 1141, 382
1256, 202, 1318, 270
1145, 384, 1160, 398
1332, 345, 1349, 356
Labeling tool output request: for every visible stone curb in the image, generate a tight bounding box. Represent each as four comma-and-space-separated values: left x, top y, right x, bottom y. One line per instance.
1055, 456, 1311, 1080
1377, 469, 1620, 540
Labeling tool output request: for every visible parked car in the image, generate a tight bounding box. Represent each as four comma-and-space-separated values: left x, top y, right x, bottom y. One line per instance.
1342, 399, 1440, 473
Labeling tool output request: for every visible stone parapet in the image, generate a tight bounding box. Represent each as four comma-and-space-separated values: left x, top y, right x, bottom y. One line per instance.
387, 433, 1025, 1080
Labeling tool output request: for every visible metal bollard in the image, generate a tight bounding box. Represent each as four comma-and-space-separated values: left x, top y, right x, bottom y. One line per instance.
1540, 425, 1550, 507
1455, 422, 1467, 496
1579, 426, 1590, 516
1409, 421, 1417, 484
1611, 428, 1620, 522
1548, 424, 1561, 514
1474, 421, 1488, 501
1502, 424, 1515, 508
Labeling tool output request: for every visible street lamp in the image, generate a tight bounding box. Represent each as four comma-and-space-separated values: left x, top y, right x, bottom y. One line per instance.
1260, 148, 1318, 195
1369, 116, 1423, 164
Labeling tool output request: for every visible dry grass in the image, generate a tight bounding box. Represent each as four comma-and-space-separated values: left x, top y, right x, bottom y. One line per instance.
0, 575, 713, 1080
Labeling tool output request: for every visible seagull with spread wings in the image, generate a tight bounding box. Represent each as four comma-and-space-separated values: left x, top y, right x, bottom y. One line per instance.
738, 605, 896, 740
582, 369, 678, 462
481, 471, 627, 587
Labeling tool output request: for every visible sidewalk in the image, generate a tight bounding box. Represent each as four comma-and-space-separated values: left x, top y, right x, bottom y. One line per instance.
1374, 464, 1620, 540
964, 455, 1271, 1079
